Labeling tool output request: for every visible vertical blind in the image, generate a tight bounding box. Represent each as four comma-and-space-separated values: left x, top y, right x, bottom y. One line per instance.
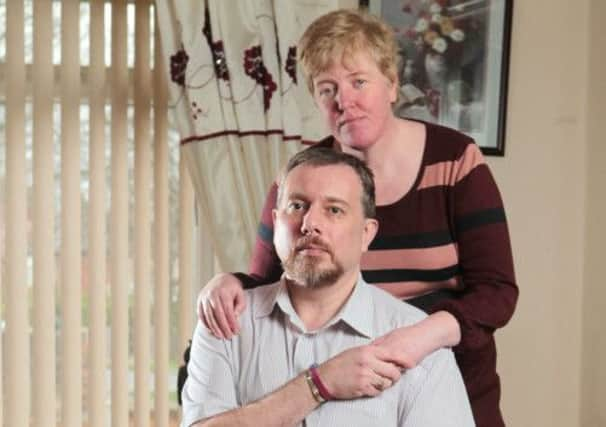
1, 1, 196, 426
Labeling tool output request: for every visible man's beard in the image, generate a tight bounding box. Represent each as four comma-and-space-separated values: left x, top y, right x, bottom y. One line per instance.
282, 236, 344, 288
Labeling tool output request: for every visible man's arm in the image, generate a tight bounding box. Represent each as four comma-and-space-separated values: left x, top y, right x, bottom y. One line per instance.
182, 321, 321, 427
183, 319, 403, 427
192, 375, 319, 427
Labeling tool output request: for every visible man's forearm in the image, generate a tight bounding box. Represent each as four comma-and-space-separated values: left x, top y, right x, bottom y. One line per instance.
193, 374, 319, 427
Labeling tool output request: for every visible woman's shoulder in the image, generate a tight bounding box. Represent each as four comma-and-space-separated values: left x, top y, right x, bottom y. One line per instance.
419, 120, 479, 163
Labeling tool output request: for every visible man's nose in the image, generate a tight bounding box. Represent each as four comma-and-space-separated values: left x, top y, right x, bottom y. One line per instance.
300, 205, 323, 235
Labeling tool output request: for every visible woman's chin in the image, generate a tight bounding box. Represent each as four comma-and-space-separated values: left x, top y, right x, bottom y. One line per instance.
337, 136, 376, 152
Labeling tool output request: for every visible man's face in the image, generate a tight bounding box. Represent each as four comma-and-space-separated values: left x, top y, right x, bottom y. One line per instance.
273, 163, 377, 288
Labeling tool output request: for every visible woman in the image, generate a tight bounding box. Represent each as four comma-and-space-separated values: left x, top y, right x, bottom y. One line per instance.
198, 9, 517, 427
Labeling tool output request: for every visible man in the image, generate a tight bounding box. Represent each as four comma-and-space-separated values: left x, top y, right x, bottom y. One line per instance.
182, 148, 474, 427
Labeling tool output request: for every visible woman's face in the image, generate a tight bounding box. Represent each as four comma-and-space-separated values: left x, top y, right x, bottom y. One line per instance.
312, 50, 397, 151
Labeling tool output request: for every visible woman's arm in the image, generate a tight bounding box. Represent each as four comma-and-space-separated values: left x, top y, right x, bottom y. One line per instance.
241, 182, 283, 287
434, 142, 518, 354
375, 141, 517, 364
373, 311, 460, 369
198, 183, 283, 338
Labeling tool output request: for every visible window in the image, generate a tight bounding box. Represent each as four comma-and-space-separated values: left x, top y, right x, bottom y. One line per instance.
0, 1, 192, 424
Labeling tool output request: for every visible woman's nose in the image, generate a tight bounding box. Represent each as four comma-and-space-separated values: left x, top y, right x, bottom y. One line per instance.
335, 86, 354, 111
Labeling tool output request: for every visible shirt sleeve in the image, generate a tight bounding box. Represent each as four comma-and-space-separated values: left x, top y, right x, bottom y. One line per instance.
430, 142, 518, 354
181, 321, 238, 427
399, 348, 475, 427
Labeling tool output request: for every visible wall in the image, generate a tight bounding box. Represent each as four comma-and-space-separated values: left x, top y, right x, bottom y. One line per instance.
336, 0, 602, 425
493, 0, 589, 425
581, 0, 606, 425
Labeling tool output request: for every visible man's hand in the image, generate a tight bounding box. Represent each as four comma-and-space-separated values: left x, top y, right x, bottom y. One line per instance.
317, 344, 403, 399
198, 273, 247, 339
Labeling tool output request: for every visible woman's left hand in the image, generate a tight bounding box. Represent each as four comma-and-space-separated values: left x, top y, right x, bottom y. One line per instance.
372, 311, 461, 369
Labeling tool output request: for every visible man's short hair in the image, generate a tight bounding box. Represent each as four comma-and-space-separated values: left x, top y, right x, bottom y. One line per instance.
277, 147, 376, 219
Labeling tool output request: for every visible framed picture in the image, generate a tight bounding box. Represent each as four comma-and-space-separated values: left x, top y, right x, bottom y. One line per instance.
360, 0, 513, 156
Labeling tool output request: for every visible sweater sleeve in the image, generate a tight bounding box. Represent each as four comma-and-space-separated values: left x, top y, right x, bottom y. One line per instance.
430, 142, 518, 354
234, 182, 283, 289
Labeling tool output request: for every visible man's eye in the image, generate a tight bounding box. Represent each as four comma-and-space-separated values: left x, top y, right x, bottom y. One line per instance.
328, 206, 343, 215
288, 201, 304, 211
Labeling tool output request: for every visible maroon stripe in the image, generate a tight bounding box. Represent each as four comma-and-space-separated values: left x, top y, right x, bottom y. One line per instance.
180, 129, 318, 145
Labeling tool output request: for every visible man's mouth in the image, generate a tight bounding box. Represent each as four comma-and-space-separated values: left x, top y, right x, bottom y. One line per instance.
298, 246, 328, 255
295, 239, 331, 256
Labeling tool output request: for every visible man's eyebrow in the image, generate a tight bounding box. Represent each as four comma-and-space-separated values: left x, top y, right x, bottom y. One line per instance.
323, 196, 349, 206
284, 193, 349, 206
285, 192, 308, 201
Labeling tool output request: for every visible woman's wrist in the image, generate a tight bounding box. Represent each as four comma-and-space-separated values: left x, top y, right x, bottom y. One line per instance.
425, 311, 461, 348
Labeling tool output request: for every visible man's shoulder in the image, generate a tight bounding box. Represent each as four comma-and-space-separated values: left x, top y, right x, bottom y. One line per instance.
244, 280, 281, 298
364, 283, 427, 328
242, 281, 282, 317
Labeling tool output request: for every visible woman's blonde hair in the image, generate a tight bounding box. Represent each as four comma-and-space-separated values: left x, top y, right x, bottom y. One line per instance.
298, 9, 398, 93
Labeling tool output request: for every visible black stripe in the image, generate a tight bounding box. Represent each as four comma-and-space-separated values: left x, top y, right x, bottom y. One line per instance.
406, 289, 459, 313
258, 222, 273, 243
368, 230, 453, 250
362, 264, 459, 283
456, 207, 506, 233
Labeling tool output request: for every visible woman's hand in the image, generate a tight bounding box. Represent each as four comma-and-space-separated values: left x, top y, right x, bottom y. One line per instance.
372, 311, 461, 369
197, 273, 247, 339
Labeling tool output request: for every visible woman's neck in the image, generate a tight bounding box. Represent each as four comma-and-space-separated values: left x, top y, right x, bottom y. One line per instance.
340, 118, 426, 206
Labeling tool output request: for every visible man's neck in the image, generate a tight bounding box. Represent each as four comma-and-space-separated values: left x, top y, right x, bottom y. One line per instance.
286, 270, 359, 332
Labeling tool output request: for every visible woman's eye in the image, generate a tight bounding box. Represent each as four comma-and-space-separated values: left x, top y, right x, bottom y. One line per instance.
318, 85, 336, 98
353, 79, 367, 88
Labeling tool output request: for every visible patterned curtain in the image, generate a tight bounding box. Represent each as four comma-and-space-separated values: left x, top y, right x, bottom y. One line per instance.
156, 0, 336, 273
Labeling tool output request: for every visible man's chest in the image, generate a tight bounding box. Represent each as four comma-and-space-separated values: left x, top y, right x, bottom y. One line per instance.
233, 325, 401, 426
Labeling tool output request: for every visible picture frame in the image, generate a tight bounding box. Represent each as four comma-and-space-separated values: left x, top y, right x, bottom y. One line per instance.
360, 0, 513, 156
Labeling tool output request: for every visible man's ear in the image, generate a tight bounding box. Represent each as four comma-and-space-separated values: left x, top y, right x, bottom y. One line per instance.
361, 218, 379, 251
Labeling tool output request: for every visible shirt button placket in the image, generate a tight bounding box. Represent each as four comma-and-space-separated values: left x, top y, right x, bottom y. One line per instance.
295, 333, 320, 426
294, 333, 315, 374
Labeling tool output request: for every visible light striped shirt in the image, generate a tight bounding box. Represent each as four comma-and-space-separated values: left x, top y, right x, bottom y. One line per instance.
181, 277, 474, 426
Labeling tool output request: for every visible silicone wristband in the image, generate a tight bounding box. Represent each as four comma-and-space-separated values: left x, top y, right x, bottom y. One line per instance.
309, 363, 335, 401
304, 369, 325, 403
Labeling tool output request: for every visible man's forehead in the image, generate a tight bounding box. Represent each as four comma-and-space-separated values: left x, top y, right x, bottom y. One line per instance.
282, 163, 361, 198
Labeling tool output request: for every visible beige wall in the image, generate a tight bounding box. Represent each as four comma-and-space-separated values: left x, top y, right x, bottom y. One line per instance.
494, 0, 588, 425
337, 0, 604, 425
581, 0, 606, 425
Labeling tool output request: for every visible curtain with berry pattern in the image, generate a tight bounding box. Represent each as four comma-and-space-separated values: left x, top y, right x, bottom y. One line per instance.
156, 0, 336, 273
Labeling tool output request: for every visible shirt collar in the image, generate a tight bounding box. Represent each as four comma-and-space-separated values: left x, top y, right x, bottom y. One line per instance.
254, 275, 374, 338
337, 276, 374, 338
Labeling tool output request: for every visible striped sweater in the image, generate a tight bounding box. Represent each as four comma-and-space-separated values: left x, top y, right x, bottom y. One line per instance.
238, 121, 518, 427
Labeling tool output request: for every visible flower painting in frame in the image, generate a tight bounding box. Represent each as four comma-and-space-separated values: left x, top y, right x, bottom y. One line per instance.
360, 0, 513, 155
